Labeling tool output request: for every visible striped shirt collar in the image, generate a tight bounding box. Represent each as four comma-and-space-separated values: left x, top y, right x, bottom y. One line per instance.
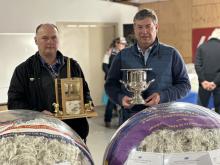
39, 54, 62, 77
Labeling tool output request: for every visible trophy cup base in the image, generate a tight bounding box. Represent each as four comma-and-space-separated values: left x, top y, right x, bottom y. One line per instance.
131, 96, 146, 105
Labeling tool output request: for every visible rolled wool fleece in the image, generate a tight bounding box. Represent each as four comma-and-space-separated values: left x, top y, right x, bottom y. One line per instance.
0, 135, 83, 165
138, 128, 220, 153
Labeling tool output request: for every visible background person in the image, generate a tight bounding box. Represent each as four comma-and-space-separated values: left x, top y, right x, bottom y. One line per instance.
105, 9, 191, 125
194, 28, 220, 113
8, 23, 93, 142
102, 37, 127, 127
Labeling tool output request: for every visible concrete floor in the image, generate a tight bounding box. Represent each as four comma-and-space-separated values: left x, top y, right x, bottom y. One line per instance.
87, 106, 119, 165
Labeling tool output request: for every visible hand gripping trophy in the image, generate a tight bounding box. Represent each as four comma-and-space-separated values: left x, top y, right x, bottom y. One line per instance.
120, 68, 155, 104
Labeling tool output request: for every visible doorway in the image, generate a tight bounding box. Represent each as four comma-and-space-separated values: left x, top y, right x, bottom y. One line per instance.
57, 22, 117, 105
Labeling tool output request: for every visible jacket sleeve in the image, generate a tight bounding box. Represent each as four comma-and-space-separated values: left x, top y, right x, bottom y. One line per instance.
194, 46, 205, 83
102, 63, 109, 80
71, 60, 93, 104
8, 66, 30, 109
104, 53, 126, 106
102, 52, 111, 80
213, 72, 220, 86
159, 49, 191, 103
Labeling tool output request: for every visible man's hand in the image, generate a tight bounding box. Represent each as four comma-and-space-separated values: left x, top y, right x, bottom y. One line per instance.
201, 81, 211, 90
210, 82, 217, 91
201, 81, 216, 91
145, 92, 160, 106
122, 96, 133, 108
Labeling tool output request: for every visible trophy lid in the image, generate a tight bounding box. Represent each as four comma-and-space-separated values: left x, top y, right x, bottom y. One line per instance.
121, 68, 152, 71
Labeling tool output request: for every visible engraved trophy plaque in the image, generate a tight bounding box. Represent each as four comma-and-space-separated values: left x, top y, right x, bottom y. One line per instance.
53, 58, 97, 120
120, 68, 155, 104
54, 77, 85, 116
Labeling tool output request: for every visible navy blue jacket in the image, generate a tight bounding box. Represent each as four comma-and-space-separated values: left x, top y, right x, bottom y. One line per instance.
105, 40, 191, 108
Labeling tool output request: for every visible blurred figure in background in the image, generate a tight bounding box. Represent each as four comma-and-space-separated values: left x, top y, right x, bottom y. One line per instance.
195, 28, 220, 113
102, 37, 127, 127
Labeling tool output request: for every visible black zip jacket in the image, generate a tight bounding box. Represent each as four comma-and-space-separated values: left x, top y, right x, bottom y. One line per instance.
8, 51, 93, 140
195, 38, 220, 86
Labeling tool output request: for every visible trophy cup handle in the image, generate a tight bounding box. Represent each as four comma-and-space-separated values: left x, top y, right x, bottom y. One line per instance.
145, 79, 155, 89
119, 80, 127, 88
120, 80, 132, 92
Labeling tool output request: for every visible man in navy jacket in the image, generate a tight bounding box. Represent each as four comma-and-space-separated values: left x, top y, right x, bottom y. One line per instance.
105, 9, 191, 124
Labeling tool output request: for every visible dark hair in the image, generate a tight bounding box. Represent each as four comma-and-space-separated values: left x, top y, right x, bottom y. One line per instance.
110, 37, 120, 48
109, 37, 127, 48
35, 23, 59, 34
133, 9, 158, 24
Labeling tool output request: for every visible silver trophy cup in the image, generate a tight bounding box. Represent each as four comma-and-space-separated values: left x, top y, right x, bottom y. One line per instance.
120, 68, 155, 104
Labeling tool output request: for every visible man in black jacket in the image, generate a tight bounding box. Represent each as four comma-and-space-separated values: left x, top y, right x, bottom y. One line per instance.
195, 28, 220, 113
8, 23, 93, 142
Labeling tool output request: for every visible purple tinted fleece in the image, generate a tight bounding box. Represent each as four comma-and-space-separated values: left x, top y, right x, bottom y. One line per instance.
105, 111, 220, 165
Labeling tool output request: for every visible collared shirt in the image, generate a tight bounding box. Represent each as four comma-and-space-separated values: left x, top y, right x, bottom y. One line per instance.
137, 44, 152, 64
40, 55, 62, 78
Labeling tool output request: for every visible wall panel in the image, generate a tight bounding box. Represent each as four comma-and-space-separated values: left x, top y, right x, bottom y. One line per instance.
140, 0, 220, 63
140, 0, 192, 63
192, 2, 220, 28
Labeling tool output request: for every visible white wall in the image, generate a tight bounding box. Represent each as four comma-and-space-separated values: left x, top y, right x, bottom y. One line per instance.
0, 33, 37, 103
0, 0, 138, 36
0, 0, 138, 104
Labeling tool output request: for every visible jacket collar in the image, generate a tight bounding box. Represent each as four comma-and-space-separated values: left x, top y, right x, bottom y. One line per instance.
131, 37, 160, 57
36, 50, 65, 67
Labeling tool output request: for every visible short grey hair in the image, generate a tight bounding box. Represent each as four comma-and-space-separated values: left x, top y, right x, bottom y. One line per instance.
35, 23, 59, 34
133, 9, 158, 24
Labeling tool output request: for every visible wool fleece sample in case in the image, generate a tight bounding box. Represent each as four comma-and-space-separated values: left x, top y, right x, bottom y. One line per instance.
0, 110, 94, 165
103, 102, 220, 165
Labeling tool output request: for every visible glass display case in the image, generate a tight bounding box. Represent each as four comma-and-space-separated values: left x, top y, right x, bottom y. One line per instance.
0, 110, 94, 165
103, 102, 220, 165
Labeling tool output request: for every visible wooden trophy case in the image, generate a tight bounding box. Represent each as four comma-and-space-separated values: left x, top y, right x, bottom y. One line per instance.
53, 58, 97, 120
